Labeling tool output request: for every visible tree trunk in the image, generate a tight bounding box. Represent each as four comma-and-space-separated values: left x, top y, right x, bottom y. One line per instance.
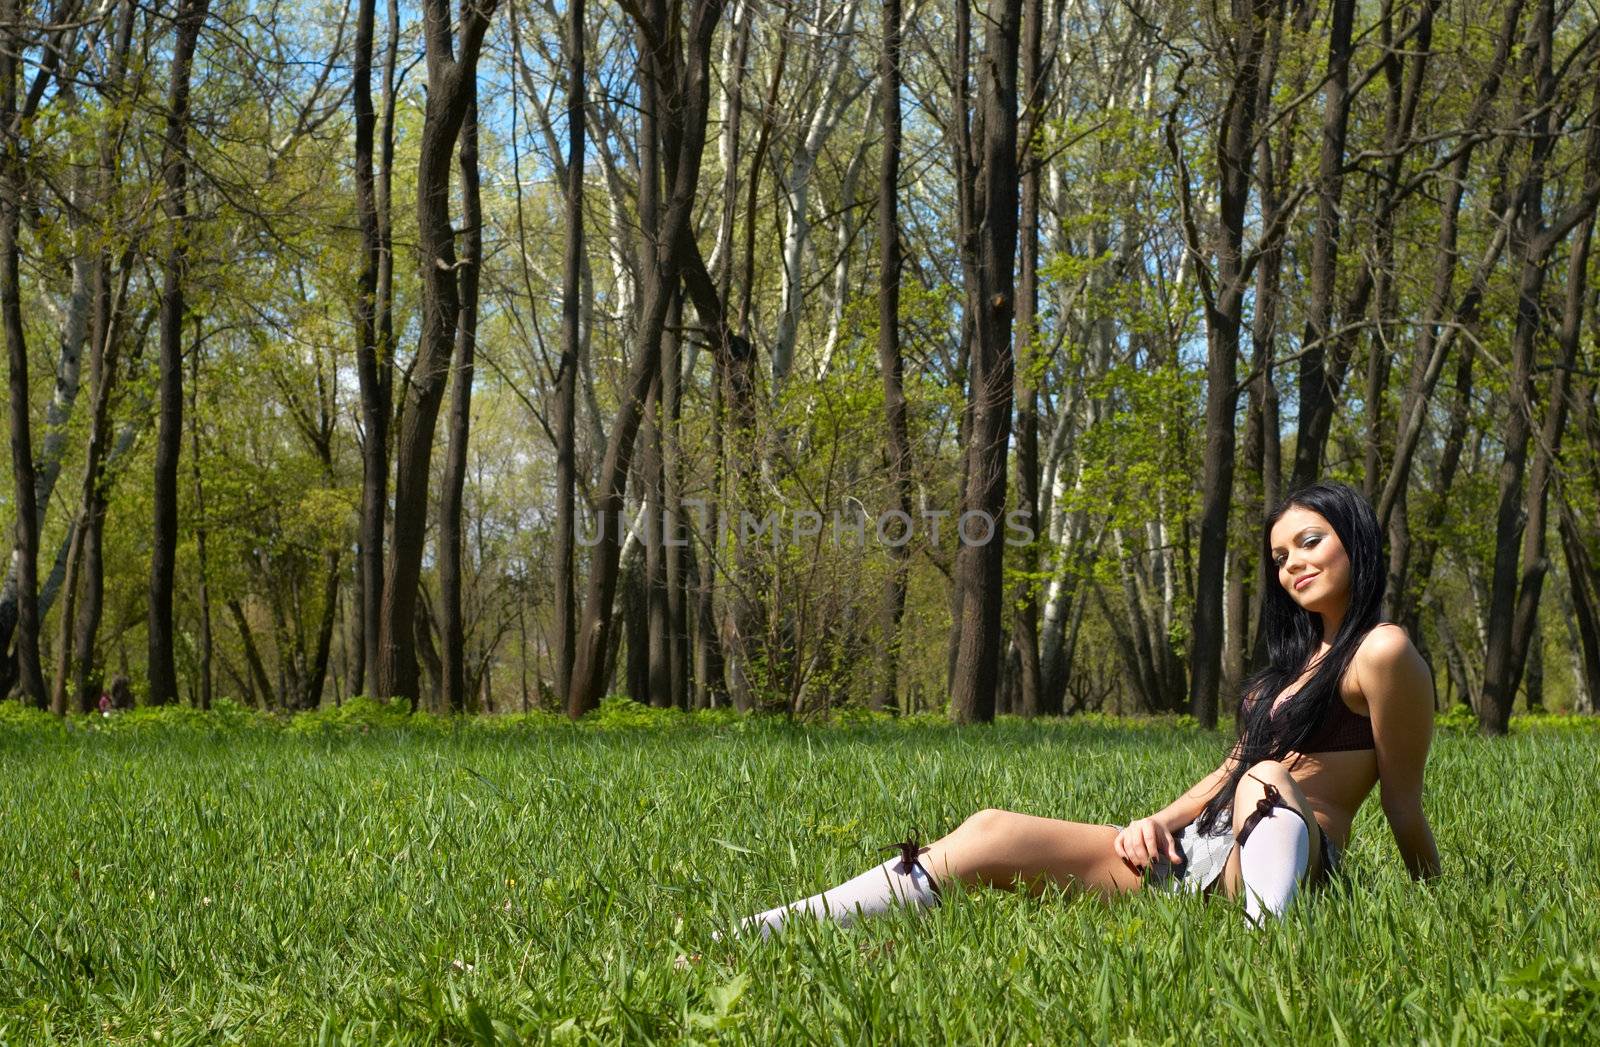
68, 0, 135, 712
1012, 0, 1045, 718
146, 0, 210, 707
643, 374, 669, 707
378, 0, 497, 707
1175, 0, 1277, 728
351, 0, 386, 699
1559, 498, 1600, 713
189, 323, 211, 710
300, 551, 340, 710
228, 599, 274, 710
661, 289, 688, 711
949, 0, 1022, 724
1375, 0, 1525, 533
1481, 8, 1600, 734
874, 0, 912, 713
1243, 12, 1292, 673
0, 0, 44, 707
1288, 0, 1356, 488
439, 90, 480, 715
568, 0, 725, 717
769, 0, 863, 397
1494, 149, 1598, 724
554, 0, 584, 703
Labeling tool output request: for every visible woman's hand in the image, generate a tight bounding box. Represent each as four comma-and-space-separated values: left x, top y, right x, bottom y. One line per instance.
1114, 817, 1183, 873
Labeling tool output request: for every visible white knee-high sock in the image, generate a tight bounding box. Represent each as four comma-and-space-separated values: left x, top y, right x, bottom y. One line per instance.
1237, 807, 1310, 926
727, 852, 941, 940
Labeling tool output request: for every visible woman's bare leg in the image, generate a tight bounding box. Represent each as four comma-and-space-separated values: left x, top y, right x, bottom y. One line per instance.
919, 809, 1146, 900
718, 809, 1140, 946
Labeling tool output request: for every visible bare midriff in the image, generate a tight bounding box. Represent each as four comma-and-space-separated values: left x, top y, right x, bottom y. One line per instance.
1278, 746, 1378, 851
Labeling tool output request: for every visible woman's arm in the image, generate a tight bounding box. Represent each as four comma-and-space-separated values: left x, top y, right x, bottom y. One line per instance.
1360, 624, 1443, 880
1149, 749, 1238, 834
1117, 737, 1247, 870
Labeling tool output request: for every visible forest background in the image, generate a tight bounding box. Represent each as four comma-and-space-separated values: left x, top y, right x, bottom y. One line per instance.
0, 0, 1597, 737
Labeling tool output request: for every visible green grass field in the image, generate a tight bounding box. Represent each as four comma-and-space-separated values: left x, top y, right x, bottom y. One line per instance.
3, 707, 1598, 1044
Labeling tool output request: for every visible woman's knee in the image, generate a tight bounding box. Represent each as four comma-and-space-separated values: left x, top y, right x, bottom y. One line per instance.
1232, 761, 1296, 825
1243, 759, 1292, 786
958, 807, 1014, 838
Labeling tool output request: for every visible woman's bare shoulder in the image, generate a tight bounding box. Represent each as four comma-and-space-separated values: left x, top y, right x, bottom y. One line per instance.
1357, 622, 1414, 660
1353, 623, 1432, 710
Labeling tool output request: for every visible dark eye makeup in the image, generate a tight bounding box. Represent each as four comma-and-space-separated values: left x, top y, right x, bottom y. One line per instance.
1272, 533, 1321, 568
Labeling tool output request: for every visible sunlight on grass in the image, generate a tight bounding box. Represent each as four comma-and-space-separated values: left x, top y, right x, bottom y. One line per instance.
1, 714, 1596, 1042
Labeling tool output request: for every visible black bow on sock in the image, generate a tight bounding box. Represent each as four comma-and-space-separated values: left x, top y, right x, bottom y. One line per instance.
880, 834, 941, 895
1235, 772, 1308, 848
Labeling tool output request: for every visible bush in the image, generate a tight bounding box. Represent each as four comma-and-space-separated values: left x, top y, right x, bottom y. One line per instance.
0, 702, 62, 731
583, 695, 687, 729
92, 697, 271, 733
287, 695, 430, 735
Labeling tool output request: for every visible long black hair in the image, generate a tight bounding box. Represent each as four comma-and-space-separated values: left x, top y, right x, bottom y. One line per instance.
1193, 480, 1387, 835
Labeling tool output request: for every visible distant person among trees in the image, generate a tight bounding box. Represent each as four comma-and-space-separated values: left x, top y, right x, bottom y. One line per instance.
110, 675, 135, 712
712, 481, 1442, 943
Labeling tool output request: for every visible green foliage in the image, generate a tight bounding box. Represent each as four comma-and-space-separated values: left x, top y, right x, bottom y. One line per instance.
1467, 954, 1600, 1040
0, 702, 62, 730
287, 696, 428, 735
1431, 704, 1600, 734
86, 698, 269, 734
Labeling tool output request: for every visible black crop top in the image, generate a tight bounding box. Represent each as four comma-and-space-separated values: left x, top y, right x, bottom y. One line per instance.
1248, 689, 1375, 753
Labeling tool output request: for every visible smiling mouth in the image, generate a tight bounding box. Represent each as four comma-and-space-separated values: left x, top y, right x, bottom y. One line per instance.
1294, 573, 1320, 591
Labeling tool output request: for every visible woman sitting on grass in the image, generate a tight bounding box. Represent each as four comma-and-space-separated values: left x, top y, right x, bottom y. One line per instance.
721, 480, 1442, 940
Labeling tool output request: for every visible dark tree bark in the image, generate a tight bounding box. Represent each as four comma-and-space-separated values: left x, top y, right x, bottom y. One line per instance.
72, 268, 136, 711
439, 89, 480, 715
351, 0, 386, 699
1376, 0, 1526, 533
1172, 0, 1280, 728
146, 0, 210, 707
1361, 0, 1437, 588
678, 227, 749, 712
634, 2, 667, 710
70, 0, 136, 712
1233, 5, 1290, 686
1288, 0, 1357, 489
1480, 8, 1600, 734
228, 599, 274, 709
300, 552, 340, 710
642, 379, 669, 707
554, 0, 584, 703
1394, 332, 1476, 637
413, 584, 444, 712
949, 0, 1022, 724
1559, 496, 1600, 712
1498, 204, 1595, 716
874, 0, 911, 713
623, 541, 649, 703
1012, 0, 1046, 718
0, 0, 46, 708
378, 0, 497, 707
943, 0, 978, 705
567, 0, 724, 717
661, 289, 688, 711
189, 327, 211, 709
721, 20, 779, 713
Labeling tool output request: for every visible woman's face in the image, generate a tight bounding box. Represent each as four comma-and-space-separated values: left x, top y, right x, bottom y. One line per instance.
1269, 506, 1350, 613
